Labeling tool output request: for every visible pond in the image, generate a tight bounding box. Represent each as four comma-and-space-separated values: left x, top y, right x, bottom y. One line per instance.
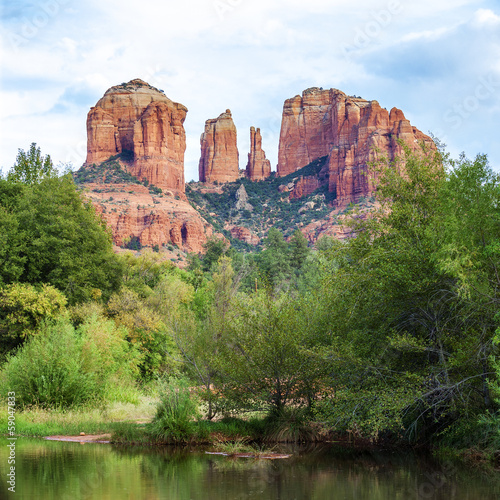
0, 437, 499, 499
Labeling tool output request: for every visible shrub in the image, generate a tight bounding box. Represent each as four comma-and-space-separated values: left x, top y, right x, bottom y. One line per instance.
148, 377, 199, 443
264, 407, 319, 443
0, 316, 140, 409
0, 283, 68, 357
0, 320, 98, 408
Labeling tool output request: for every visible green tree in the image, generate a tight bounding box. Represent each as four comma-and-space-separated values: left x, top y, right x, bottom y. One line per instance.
0, 283, 67, 358
289, 229, 310, 270
7, 143, 57, 185
14, 175, 123, 304
437, 153, 500, 301
216, 291, 325, 415
0, 181, 28, 285
317, 144, 499, 441
201, 236, 229, 272
257, 228, 291, 288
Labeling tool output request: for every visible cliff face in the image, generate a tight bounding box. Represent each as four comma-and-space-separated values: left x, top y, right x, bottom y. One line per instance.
86, 79, 187, 193
277, 87, 435, 205
199, 110, 239, 183
84, 183, 212, 253
246, 127, 271, 181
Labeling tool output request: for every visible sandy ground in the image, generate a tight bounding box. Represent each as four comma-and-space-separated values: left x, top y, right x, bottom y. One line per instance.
44, 434, 111, 444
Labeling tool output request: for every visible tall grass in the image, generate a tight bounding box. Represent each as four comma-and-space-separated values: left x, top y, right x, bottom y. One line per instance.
147, 377, 200, 443
0, 395, 157, 438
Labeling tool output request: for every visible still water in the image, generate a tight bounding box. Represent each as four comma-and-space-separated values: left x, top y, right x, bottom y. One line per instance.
0, 437, 499, 500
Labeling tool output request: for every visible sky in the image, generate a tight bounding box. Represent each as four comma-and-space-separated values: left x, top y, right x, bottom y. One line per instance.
1, 0, 500, 181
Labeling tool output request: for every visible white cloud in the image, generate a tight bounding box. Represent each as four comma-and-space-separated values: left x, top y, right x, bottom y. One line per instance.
400, 26, 454, 43
473, 8, 500, 26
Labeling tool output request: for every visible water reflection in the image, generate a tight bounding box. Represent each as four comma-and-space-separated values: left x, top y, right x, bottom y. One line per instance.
0, 438, 499, 499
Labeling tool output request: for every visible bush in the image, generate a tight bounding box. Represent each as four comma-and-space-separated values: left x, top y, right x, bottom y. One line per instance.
148, 377, 199, 443
0, 283, 68, 357
0, 320, 98, 408
0, 316, 140, 409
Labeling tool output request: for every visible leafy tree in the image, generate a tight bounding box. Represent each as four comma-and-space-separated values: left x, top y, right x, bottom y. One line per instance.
201, 236, 228, 272
216, 291, 326, 415
317, 144, 500, 441
437, 153, 500, 302
107, 287, 169, 381
257, 228, 292, 288
289, 229, 310, 270
0, 181, 28, 285
13, 175, 123, 304
118, 252, 175, 298
172, 257, 238, 419
0, 283, 67, 358
7, 143, 57, 185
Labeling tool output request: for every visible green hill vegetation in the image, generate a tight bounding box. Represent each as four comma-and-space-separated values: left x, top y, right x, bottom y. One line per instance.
186, 155, 348, 251
1, 142, 500, 464
73, 153, 163, 195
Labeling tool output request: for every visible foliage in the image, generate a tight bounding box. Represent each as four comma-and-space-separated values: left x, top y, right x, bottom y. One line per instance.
78, 314, 140, 386
289, 229, 310, 270
316, 144, 500, 442
0, 283, 67, 357
0, 320, 98, 408
0, 182, 26, 285
201, 236, 229, 272
0, 174, 123, 304
7, 143, 57, 185
172, 258, 235, 419
118, 251, 176, 297
107, 287, 167, 380
148, 377, 200, 443
216, 291, 327, 415
0, 315, 140, 409
256, 228, 292, 288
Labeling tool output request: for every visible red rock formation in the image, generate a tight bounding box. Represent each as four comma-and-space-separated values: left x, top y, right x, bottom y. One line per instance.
229, 226, 260, 246
199, 110, 239, 183
277, 87, 435, 205
289, 176, 322, 199
84, 183, 212, 253
86, 79, 187, 193
246, 127, 271, 180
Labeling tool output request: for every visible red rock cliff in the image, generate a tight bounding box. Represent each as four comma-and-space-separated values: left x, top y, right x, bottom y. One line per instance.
277, 87, 435, 205
84, 183, 212, 253
86, 79, 187, 193
246, 127, 271, 181
199, 110, 239, 183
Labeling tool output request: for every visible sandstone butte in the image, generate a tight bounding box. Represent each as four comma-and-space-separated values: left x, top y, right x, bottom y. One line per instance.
277, 87, 435, 206
246, 126, 271, 181
83, 79, 212, 253
199, 110, 239, 183
86, 79, 187, 193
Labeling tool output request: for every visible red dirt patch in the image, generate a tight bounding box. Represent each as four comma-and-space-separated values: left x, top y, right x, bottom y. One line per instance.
44, 434, 111, 444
